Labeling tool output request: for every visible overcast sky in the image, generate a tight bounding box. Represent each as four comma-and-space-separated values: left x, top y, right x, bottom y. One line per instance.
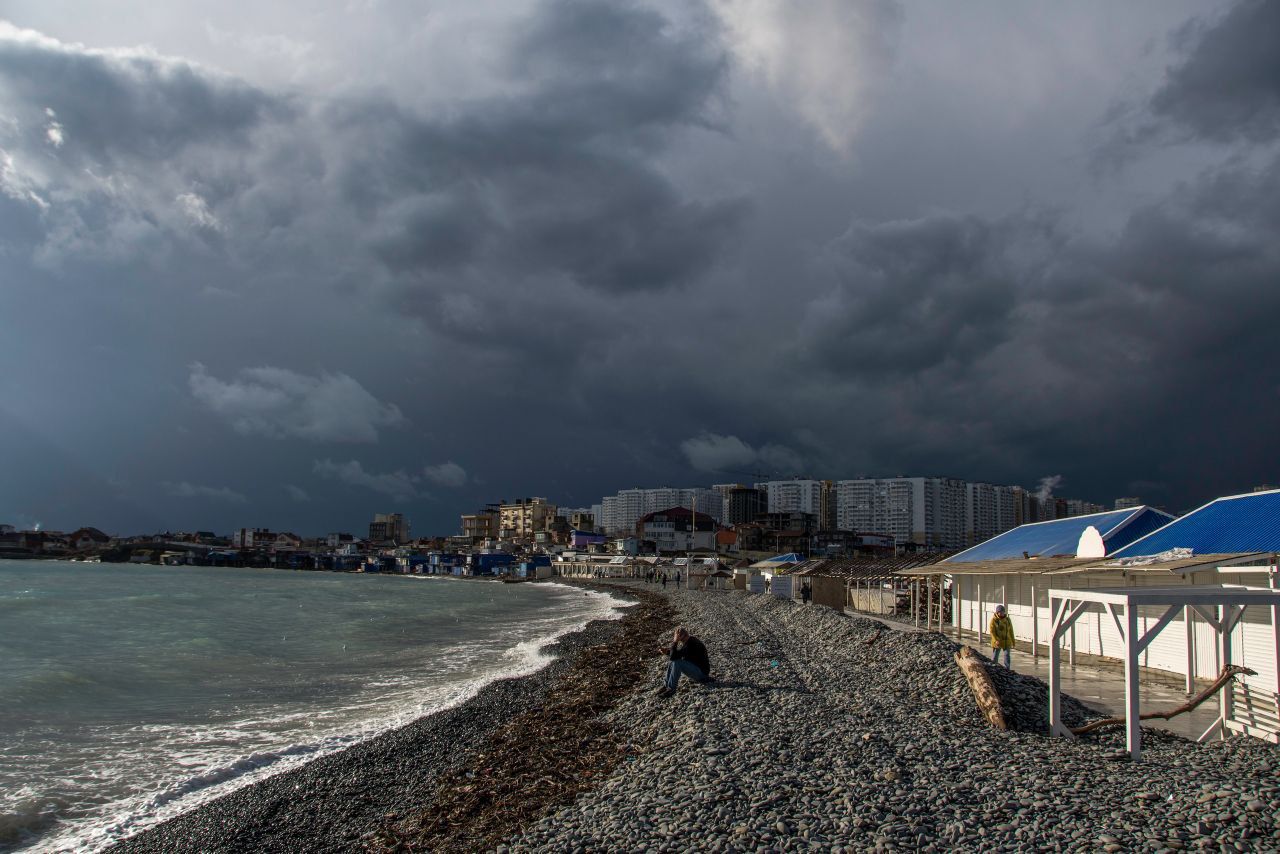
2, 0, 1277, 536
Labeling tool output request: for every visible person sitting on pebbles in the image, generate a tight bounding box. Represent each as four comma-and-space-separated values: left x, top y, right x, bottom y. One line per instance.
989, 604, 1015, 669
657, 627, 711, 697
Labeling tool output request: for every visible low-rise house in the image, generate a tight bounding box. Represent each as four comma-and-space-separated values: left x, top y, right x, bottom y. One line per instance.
636, 507, 716, 554
69, 527, 112, 550
570, 529, 608, 549
272, 532, 303, 550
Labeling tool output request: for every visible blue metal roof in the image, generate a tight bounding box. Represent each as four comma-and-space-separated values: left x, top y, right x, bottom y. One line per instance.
944, 506, 1175, 563
1109, 489, 1280, 557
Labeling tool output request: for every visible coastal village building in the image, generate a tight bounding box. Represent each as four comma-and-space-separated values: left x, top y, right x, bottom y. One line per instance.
68, 527, 112, 550
326, 532, 359, 549
233, 528, 274, 548
636, 507, 717, 554
368, 513, 409, 543
498, 497, 556, 539
460, 510, 498, 540
271, 532, 303, 550
553, 508, 597, 532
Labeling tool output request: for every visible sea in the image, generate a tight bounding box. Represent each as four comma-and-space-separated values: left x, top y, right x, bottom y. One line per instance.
0, 560, 621, 852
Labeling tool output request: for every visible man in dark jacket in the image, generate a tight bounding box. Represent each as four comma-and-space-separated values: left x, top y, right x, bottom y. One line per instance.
658, 627, 711, 697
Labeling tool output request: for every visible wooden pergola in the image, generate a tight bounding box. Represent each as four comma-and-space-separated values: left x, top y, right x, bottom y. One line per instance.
1047, 585, 1280, 761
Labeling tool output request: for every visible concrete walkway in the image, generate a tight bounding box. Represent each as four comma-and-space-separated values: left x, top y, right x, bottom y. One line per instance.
998, 645, 1218, 741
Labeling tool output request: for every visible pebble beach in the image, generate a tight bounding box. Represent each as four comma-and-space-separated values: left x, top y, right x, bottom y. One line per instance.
114, 580, 1280, 852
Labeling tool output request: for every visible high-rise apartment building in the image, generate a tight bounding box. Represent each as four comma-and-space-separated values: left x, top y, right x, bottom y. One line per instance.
835, 477, 967, 549
965, 482, 1021, 546
724, 486, 767, 525
597, 487, 723, 534
766, 479, 824, 516
818, 480, 837, 532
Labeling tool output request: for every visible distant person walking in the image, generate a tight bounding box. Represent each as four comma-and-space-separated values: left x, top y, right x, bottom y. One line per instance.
661, 572, 668, 589
989, 604, 1015, 669
657, 627, 711, 697
801, 582, 812, 605
675, 570, 682, 588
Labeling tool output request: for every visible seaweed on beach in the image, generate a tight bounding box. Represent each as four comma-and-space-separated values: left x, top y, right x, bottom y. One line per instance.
368, 585, 675, 854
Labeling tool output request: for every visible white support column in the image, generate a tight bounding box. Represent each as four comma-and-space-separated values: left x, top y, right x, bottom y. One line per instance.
1185, 605, 1196, 694
1221, 604, 1237, 730
1049, 595, 1063, 737
928, 579, 935, 631
913, 580, 920, 628
1031, 584, 1039, 660
954, 576, 963, 639
1271, 565, 1280, 709
931, 579, 938, 632
1048, 595, 1088, 739
1216, 605, 1228, 736
930, 579, 936, 631
976, 579, 983, 649
1124, 603, 1142, 761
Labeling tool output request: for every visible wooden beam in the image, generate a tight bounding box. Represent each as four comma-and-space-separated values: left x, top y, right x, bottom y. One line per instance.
1105, 602, 1127, 644
1054, 600, 1090, 641
1189, 603, 1221, 631
1135, 604, 1182, 657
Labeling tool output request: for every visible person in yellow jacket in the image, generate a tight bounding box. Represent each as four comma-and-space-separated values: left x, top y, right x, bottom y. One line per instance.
989, 604, 1015, 669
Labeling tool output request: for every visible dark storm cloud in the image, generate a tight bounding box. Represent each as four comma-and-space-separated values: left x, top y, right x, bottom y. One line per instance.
360, 0, 745, 297
0, 23, 283, 166
776, 142, 1280, 503
1148, 0, 1280, 143
802, 212, 1041, 375
4, 0, 1279, 535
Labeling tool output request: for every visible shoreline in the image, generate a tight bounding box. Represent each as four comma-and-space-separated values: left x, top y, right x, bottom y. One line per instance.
104, 581, 651, 854
93, 581, 1280, 851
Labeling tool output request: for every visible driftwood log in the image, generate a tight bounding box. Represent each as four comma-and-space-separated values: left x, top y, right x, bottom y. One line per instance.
955, 646, 1007, 730
1069, 664, 1256, 737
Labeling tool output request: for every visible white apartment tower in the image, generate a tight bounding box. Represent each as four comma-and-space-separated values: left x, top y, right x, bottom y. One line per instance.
598, 487, 723, 534
766, 479, 824, 516
965, 482, 1021, 547
836, 477, 968, 549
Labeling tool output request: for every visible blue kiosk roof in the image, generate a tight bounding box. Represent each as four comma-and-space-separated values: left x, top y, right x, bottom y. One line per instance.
944, 506, 1175, 563
1109, 489, 1280, 558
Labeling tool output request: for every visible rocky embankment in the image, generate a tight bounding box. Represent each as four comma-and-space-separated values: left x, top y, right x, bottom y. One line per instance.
506, 582, 1280, 853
